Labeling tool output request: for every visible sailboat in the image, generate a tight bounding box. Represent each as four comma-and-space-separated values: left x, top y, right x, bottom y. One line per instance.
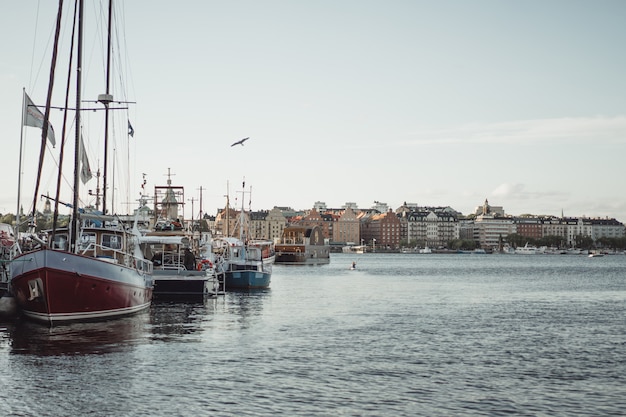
10, 0, 153, 324
212, 181, 274, 290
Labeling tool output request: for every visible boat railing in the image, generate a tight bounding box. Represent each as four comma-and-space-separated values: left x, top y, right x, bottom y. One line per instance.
79, 242, 153, 274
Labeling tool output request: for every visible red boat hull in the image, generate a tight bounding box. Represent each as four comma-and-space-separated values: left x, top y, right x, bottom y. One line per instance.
11, 249, 152, 324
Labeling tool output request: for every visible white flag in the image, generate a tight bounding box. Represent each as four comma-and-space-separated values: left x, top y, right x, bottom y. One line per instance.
79, 135, 93, 184
23, 92, 56, 146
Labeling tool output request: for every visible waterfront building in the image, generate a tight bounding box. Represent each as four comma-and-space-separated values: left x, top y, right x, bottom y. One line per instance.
588, 217, 625, 241
474, 215, 516, 249
542, 216, 568, 243
248, 210, 269, 240
514, 216, 543, 240
332, 206, 360, 245
473, 200, 515, 249
403, 209, 460, 248
361, 209, 402, 249
299, 208, 329, 240
265, 207, 288, 242
214, 207, 244, 237
459, 218, 475, 241
566, 217, 593, 246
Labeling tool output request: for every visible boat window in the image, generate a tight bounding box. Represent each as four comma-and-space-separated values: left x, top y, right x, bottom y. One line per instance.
101, 233, 122, 250
78, 233, 97, 250
52, 234, 69, 250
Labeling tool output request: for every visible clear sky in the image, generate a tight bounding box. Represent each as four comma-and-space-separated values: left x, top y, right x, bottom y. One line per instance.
1, 1, 625, 221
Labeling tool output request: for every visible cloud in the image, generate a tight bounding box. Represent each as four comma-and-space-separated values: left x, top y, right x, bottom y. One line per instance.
491, 183, 570, 202
407, 115, 626, 145
492, 183, 526, 197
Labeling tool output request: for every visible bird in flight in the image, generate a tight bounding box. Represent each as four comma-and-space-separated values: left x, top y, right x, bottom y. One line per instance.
231, 137, 250, 147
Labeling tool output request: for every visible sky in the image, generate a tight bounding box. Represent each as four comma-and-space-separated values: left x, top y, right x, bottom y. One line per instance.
1, 0, 626, 222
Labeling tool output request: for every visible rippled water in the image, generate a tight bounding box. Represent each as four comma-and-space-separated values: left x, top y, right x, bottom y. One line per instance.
1, 253, 625, 416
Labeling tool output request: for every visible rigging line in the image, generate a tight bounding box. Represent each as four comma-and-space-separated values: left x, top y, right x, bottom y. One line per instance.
31, 0, 65, 220
27, 1, 50, 92
52, 0, 79, 236
28, 2, 73, 95
112, 2, 135, 214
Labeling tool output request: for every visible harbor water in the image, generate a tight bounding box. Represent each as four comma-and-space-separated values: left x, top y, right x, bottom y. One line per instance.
1, 253, 625, 416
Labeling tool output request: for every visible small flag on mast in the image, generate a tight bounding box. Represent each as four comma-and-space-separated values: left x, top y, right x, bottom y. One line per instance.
128, 120, 134, 137
23, 92, 56, 146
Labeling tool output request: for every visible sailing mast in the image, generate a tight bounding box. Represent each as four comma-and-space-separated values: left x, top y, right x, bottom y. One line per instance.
99, 0, 113, 215
26, 0, 65, 236
70, 0, 84, 250
51, 2, 79, 242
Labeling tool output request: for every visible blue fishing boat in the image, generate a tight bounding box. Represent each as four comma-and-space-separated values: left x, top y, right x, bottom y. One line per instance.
212, 180, 274, 290
213, 237, 273, 290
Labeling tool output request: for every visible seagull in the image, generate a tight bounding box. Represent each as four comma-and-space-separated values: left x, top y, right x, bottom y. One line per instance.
231, 137, 250, 147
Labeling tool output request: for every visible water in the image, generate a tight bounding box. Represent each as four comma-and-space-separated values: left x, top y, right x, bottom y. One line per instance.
1, 253, 625, 416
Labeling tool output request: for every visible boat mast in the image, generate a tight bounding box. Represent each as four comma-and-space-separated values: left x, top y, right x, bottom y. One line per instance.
240, 179, 245, 242
16, 90, 25, 238
70, 0, 84, 250
51, 2, 79, 242
29, 0, 65, 234
100, 0, 113, 215
225, 181, 230, 237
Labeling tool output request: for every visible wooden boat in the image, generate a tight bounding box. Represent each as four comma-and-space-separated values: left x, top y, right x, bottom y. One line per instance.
10, 0, 153, 324
11, 224, 153, 323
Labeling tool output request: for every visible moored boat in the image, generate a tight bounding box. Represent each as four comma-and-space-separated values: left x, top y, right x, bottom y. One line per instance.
10, 0, 153, 324
0, 223, 17, 296
515, 243, 544, 255
139, 233, 218, 298
11, 223, 153, 324
212, 237, 273, 290
137, 174, 219, 298
343, 244, 366, 254
211, 180, 274, 289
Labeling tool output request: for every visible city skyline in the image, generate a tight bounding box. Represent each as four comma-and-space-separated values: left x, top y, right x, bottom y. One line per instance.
1, 1, 625, 221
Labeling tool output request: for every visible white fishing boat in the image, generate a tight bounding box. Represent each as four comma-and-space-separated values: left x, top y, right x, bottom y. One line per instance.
138, 172, 219, 298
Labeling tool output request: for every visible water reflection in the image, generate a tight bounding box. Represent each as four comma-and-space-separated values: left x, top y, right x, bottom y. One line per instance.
223, 289, 271, 329
149, 298, 219, 341
0, 292, 272, 356
6, 313, 150, 356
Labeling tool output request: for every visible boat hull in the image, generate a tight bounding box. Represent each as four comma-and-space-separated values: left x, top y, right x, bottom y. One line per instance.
275, 244, 330, 264
152, 270, 213, 297
10, 249, 152, 324
224, 270, 271, 290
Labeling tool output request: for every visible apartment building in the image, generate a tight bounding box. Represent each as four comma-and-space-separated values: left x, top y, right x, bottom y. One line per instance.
332, 206, 360, 244
403, 209, 460, 248
360, 209, 402, 249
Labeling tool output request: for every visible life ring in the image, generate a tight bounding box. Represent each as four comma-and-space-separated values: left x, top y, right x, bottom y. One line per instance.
197, 259, 213, 271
